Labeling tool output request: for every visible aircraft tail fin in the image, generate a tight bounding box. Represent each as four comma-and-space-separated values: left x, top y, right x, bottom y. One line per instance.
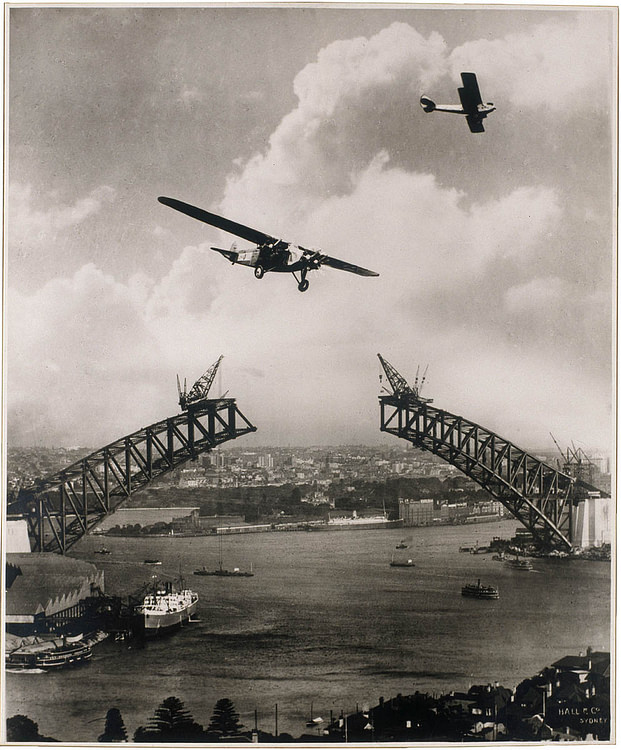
420, 96, 436, 113
211, 246, 238, 263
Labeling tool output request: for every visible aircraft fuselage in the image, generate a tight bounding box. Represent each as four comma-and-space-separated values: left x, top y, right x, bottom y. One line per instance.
213, 244, 308, 273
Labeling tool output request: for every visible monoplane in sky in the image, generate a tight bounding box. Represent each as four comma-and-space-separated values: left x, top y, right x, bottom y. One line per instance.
420, 72, 495, 133
158, 196, 379, 292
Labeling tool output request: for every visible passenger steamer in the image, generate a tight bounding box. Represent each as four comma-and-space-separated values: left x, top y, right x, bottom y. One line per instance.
461, 579, 499, 600
136, 580, 199, 636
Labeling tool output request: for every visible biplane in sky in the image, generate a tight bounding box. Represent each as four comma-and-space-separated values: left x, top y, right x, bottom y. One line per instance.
420, 72, 495, 133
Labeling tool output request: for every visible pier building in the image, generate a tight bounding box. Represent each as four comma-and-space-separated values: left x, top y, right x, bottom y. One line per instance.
6, 553, 104, 636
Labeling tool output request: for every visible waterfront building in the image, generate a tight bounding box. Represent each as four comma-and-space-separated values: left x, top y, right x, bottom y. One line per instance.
6, 553, 104, 635
196, 513, 246, 531
399, 497, 434, 526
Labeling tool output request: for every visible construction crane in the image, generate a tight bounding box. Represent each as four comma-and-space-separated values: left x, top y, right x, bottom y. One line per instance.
550, 433, 597, 485
177, 355, 223, 411
377, 353, 432, 403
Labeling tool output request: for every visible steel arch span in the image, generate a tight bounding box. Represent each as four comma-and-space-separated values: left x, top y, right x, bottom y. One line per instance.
378, 355, 602, 550
8, 399, 256, 554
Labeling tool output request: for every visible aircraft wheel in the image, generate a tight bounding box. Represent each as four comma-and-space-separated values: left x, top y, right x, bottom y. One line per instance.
298, 279, 309, 292
254, 265, 265, 279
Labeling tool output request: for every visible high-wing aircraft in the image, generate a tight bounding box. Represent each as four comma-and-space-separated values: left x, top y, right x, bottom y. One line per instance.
158, 196, 379, 292
420, 72, 495, 133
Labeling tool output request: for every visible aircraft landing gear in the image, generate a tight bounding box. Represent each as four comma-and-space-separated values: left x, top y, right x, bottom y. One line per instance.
293, 268, 309, 292
254, 265, 265, 279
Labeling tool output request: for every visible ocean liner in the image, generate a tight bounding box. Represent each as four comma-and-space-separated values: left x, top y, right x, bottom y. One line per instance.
136, 580, 198, 636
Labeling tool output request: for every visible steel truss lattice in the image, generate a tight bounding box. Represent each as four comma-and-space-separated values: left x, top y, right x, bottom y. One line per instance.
8, 399, 256, 553
376, 355, 604, 549
380, 393, 577, 549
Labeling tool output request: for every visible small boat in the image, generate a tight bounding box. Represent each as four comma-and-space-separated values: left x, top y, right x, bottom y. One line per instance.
461, 579, 499, 600
144, 559, 162, 565
306, 703, 323, 728
505, 557, 533, 570
396, 540, 408, 549
390, 554, 415, 568
94, 548, 111, 555
195, 535, 254, 576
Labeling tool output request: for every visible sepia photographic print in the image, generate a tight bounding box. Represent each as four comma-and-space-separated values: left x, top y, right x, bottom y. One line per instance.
3, 2, 615, 745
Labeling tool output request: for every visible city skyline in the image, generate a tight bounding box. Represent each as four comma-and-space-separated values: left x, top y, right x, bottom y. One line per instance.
6, 6, 615, 457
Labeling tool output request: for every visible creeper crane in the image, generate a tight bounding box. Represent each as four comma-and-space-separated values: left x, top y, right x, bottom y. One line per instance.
178, 355, 223, 411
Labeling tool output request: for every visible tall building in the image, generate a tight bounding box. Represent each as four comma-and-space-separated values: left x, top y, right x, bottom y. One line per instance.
399, 497, 434, 526
572, 494, 611, 547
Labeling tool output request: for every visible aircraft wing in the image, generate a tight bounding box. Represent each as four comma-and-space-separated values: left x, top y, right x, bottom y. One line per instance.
458, 72, 483, 114
158, 196, 278, 246
466, 115, 485, 133
304, 249, 379, 277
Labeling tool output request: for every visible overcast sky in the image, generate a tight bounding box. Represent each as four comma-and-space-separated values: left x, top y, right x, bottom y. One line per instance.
6, 5, 616, 456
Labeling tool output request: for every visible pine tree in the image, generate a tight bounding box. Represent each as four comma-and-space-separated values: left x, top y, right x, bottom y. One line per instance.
206, 698, 244, 737
98, 707, 128, 742
134, 696, 204, 742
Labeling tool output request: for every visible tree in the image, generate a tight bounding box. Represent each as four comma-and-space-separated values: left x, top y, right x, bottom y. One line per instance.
206, 698, 244, 737
7, 714, 56, 742
134, 696, 204, 742
98, 707, 128, 742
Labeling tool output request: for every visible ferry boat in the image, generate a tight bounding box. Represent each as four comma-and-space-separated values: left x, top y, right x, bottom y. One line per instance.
6, 642, 92, 670
505, 557, 533, 571
35, 643, 93, 668
461, 579, 499, 600
136, 580, 199, 636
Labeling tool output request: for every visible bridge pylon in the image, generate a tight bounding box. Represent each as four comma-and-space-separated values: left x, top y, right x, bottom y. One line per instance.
378, 354, 603, 551
8, 397, 256, 554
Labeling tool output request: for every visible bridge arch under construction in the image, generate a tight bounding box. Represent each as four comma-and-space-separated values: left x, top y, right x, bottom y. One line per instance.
7, 358, 257, 554
377, 354, 610, 551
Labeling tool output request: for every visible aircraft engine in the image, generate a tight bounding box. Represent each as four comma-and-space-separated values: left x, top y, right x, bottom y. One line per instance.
420, 96, 436, 113
287, 246, 303, 266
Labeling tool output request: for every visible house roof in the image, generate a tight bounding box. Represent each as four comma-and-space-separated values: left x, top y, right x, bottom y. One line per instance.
552, 652, 609, 675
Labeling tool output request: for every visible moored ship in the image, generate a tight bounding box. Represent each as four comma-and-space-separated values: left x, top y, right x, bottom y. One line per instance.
461, 579, 499, 600
327, 511, 403, 531
136, 580, 199, 636
194, 565, 253, 577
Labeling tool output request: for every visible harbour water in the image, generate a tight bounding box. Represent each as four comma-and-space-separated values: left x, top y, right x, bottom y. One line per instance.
5, 520, 610, 742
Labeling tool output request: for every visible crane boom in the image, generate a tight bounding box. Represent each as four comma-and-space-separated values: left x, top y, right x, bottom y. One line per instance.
377, 354, 433, 402
377, 354, 413, 396
179, 355, 224, 410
